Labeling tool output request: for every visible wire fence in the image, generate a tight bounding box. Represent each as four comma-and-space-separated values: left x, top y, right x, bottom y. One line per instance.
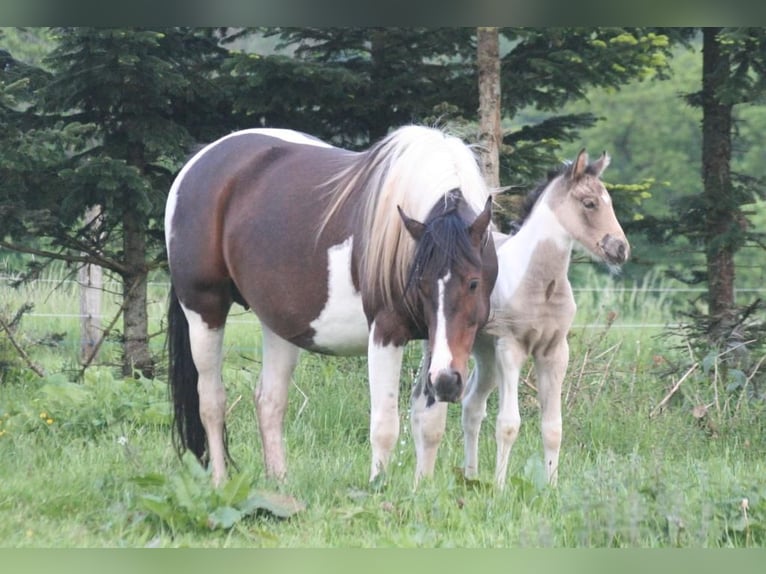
4, 275, 766, 331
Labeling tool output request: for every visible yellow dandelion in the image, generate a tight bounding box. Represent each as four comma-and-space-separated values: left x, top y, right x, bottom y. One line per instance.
46, 418, 54, 425
39, 412, 48, 419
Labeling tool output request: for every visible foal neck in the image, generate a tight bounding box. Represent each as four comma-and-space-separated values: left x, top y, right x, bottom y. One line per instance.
505, 198, 573, 281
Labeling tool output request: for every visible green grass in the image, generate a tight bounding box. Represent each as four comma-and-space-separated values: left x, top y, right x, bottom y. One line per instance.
1, 267, 766, 547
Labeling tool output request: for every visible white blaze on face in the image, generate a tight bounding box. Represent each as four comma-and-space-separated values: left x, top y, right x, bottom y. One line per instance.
428, 270, 453, 381
310, 237, 369, 354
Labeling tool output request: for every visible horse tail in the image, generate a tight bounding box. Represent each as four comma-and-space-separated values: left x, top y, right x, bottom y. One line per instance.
167, 284, 207, 461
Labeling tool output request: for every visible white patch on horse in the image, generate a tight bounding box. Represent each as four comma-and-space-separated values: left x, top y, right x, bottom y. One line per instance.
310, 237, 369, 354
165, 129, 332, 256
367, 323, 404, 479
238, 128, 334, 149
428, 271, 453, 379
178, 302, 228, 485
601, 189, 612, 205
493, 200, 570, 305
165, 153, 198, 255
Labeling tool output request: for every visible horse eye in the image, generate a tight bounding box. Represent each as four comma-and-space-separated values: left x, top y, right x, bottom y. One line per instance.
468, 278, 480, 292
583, 198, 597, 209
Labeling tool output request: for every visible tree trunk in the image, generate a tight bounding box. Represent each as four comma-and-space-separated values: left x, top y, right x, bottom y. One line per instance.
701, 28, 737, 342
79, 205, 103, 364
122, 205, 153, 378
477, 27, 502, 191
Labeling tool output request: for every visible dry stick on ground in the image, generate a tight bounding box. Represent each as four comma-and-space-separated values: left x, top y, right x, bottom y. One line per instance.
649, 362, 699, 418
592, 342, 622, 405
226, 394, 243, 418
565, 347, 590, 406
735, 353, 766, 414
0, 313, 46, 377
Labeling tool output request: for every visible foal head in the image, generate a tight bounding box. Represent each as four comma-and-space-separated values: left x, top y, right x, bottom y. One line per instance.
398, 191, 496, 405
545, 149, 630, 267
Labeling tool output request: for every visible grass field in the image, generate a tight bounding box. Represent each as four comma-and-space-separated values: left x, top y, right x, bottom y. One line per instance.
1, 265, 765, 547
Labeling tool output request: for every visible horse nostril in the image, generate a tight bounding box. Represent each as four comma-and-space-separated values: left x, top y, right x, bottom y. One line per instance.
601, 234, 629, 264
617, 242, 626, 261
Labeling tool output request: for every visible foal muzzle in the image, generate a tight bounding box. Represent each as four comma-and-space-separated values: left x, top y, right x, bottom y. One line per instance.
599, 234, 630, 265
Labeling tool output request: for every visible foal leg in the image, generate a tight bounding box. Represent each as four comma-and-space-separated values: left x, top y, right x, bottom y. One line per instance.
534, 339, 568, 485
461, 333, 497, 479
411, 344, 448, 486
184, 308, 227, 486
368, 321, 404, 482
494, 335, 526, 488
254, 324, 300, 481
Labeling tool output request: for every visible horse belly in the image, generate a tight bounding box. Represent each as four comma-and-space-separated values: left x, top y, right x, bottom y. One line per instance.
308, 237, 369, 355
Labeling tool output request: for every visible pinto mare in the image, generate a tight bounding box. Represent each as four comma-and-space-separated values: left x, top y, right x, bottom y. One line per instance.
411, 149, 629, 486
165, 126, 498, 486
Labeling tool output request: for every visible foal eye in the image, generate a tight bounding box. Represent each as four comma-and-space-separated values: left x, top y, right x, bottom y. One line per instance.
468, 278, 480, 292
583, 198, 597, 209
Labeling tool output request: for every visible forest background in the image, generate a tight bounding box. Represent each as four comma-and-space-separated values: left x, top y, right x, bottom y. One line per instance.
2, 28, 765, 379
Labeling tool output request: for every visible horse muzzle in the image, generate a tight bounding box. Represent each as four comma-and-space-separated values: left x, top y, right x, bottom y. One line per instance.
424, 368, 464, 406
599, 234, 630, 265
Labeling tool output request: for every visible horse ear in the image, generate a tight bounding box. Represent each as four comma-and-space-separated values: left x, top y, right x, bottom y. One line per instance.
570, 148, 588, 179
591, 151, 611, 176
468, 197, 493, 247
398, 205, 426, 240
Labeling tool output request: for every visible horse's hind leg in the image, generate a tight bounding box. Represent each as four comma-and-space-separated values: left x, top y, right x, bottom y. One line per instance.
254, 324, 300, 481
184, 307, 228, 486
461, 332, 498, 479
534, 339, 568, 485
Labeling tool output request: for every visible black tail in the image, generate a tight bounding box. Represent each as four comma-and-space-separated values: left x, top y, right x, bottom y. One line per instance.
167, 284, 207, 461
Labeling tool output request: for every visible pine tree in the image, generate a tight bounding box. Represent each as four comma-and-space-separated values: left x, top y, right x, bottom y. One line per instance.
682, 28, 766, 346
2, 27, 231, 377
226, 28, 674, 226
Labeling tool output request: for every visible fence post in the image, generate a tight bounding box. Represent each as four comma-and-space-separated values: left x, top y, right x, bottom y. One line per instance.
79, 205, 103, 365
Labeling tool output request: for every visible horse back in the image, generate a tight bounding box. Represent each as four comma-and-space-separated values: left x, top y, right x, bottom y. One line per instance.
166, 130, 361, 344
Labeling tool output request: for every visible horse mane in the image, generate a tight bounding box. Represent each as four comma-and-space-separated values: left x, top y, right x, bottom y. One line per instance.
321, 125, 490, 314
510, 164, 567, 233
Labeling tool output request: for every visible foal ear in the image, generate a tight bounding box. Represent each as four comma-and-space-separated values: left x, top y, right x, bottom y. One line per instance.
398, 205, 426, 240
591, 151, 611, 177
468, 196, 493, 247
569, 148, 589, 180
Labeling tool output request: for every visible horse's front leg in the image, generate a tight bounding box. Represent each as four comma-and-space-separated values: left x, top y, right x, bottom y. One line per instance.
494, 335, 526, 488
461, 331, 498, 479
534, 338, 568, 485
367, 321, 404, 482
411, 343, 448, 488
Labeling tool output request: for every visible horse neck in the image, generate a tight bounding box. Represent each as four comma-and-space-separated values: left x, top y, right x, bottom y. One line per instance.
498, 197, 574, 287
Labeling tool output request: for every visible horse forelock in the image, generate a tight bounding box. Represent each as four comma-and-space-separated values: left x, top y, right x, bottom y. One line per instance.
323, 126, 489, 313
404, 207, 482, 302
